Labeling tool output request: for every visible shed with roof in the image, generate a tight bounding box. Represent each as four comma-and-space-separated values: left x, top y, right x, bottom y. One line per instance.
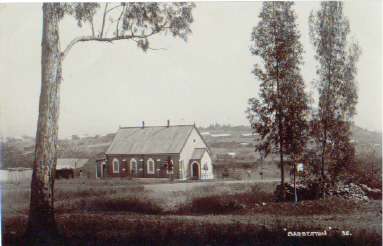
105, 123, 213, 180
56, 158, 89, 179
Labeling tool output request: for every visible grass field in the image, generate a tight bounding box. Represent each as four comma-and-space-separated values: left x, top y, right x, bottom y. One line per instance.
1, 178, 382, 245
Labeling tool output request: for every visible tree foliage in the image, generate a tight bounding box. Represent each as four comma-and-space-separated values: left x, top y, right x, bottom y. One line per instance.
59, 2, 195, 58
246, 1, 310, 195
348, 150, 382, 189
308, 1, 361, 187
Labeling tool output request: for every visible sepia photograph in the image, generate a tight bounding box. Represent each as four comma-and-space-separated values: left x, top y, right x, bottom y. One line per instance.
0, 1, 382, 245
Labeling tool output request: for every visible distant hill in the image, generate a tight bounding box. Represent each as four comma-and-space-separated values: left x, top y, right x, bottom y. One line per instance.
350, 124, 382, 145
3, 124, 380, 168
199, 124, 381, 146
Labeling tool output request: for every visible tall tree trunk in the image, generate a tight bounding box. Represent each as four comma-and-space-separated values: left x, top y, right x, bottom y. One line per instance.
278, 99, 285, 200
25, 3, 61, 242
321, 128, 327, 199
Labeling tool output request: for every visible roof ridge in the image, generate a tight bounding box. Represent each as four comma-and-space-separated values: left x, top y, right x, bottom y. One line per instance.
119, 125, 194, 129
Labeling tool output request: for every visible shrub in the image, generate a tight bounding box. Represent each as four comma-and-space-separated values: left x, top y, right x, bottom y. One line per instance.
345, 153, 382, 190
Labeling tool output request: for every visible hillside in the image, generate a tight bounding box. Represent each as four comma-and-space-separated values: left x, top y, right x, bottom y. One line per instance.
2, 124, 380, 171
199, 124, 381, 158
350, 124, 382, 145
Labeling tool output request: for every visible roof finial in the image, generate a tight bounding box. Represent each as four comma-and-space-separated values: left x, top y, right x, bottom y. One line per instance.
167, 119, 170, 128
142, 121, 145, 128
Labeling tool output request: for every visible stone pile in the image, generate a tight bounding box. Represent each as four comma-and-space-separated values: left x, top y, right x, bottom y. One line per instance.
360, 184, 382, 200
275, 182, 382, 201
331, 183, 382, 200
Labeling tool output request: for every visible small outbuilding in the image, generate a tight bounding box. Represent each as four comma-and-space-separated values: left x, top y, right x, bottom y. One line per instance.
105, 123, 213, 180
56, 158, 89, 179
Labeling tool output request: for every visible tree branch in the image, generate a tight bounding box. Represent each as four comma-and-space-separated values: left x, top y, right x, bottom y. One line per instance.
90, 16, 95, 37
105, 4, 123, 14
60, 6, 174, 63
105, 19, 117, 37
60, 31, 162, 62
116, 5, 126, 36
100, 3, 108, 38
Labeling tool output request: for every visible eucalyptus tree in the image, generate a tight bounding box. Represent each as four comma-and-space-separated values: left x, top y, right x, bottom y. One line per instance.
309, 1, 361, 196
26, 3, 195, 242
247, 1, 310, 199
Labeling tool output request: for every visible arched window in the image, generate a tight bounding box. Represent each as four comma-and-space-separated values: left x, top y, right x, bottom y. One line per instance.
113, 158, 119, 173
130, 158, 137, 174
147, 158, 155, 174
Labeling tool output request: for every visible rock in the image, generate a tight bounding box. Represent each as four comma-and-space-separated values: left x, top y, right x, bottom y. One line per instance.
373, 189, 382, 194
362, 196, 369, 202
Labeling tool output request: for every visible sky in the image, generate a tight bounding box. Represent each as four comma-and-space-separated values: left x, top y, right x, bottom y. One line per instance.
0, 1, 382, 139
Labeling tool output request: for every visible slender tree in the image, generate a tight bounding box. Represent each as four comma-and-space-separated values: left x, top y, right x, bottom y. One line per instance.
309, 1, 361, 196
247, 1, 310, 200
25, 3, 195, 243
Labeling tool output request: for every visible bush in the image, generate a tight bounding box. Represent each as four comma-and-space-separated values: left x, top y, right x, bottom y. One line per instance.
345, 153, 382, 190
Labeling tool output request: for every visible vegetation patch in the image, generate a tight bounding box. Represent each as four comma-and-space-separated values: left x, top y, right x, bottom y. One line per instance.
54, 181, 163, 214
87, 195, 163, 214
3, 216, 381, 246
176, 184, 274, 214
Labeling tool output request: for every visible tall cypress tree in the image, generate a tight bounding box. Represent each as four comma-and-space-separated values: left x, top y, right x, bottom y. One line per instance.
309, 1, 361, 196
247, 1, 310, 200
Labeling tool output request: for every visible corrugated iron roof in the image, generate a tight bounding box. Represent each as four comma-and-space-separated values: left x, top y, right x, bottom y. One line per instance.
105, 125, 195, 155
190, 148, 206, 159
57, 158, 89, 170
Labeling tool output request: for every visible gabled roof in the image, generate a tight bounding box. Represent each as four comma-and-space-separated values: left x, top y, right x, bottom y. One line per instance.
190, 148, 207, 160
106, 125, 198, 155
57, 158, 89, 170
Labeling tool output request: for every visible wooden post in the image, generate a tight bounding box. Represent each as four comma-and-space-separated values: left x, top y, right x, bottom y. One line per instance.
294, 164, 297, 203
